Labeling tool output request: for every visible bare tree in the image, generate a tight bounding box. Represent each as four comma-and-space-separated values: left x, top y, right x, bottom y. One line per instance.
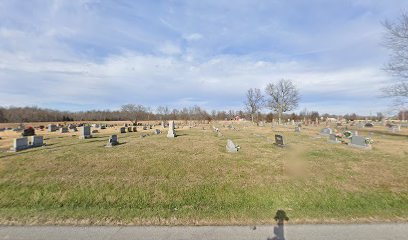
121, 104, 146, 124
244, 88, 264, 122
382, 13, 408, 105
265, 79, 300, 124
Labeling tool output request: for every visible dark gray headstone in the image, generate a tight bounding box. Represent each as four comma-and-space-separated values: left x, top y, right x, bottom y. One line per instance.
79, 126, 92, 139
11, 137, 29, 152
29, 136, 43, 147
274, 134, 285, 147
106, 135, 119, 147
47, 124, 57, 132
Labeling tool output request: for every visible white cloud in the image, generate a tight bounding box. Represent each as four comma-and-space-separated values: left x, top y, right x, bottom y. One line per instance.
0, 49, 392, 114
158, 42, 182, 55
0, 0, 403, 114
183, 33, 203, 41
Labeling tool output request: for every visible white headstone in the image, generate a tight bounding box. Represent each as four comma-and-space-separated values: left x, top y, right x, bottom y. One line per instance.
167, 121, 176, 138
226, 139, 239, 153
320, 128, 333, 136
329, 134, 341, 144
349, 136, 372, 149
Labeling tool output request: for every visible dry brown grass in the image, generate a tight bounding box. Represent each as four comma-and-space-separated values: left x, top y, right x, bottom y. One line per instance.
0, 121, 407, 225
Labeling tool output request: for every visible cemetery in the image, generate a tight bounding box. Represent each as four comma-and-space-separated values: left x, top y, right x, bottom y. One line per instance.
0, 119, 407, 225
2, 3, 408, 239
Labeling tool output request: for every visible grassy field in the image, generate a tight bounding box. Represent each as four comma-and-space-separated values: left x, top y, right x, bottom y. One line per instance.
0, 122, 407, 225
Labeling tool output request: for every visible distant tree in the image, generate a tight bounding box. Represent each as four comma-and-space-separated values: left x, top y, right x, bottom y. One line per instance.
382, 13, 408, 105
0, 108, 6, 123
265, 79, 300, 124
376, 112, 384, 121
310, 111, 319, 121
244, 88, 264, 122
121, 104, 146, 124
265, 112, 274, 122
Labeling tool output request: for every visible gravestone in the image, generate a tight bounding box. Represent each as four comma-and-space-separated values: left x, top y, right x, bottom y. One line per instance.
349, 136, 372, 149
22, 127, 35, 136
295, 126, 301, 132
106, 135, 119, 147
161, 121, 166, 128
357, 122, 365, 128
274, 134, 286, 147
47, 124, 57, 132
154, 129, 161, 135
364, 123, 374, 128
320, 128, 332, 136
79, 126, 92, 139
59, 127, 69, 133
140, 134, 150, 138
329, 134, 341, 144
226, 139, 239, 153
127, 127, 133, 132
133, 127, 137, 132
389, 125, 400, 133
120, 127, 126, 133
167, 121, 176, 138
29, 136, 43, 147
11, 137, 29, 152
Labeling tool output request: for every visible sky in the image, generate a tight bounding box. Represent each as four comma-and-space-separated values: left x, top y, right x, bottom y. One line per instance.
0, 0, 407, 115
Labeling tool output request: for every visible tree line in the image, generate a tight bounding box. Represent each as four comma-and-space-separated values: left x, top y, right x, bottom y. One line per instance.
0, 104, 392, 124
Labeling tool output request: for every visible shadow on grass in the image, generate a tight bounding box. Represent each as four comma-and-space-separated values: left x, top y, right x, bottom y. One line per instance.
102, 142, 128, 147
374, 131, 408, 139
175, 133, 188, 137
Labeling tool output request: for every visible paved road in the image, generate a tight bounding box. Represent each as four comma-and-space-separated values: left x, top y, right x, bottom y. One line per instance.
0, 224, 407, 240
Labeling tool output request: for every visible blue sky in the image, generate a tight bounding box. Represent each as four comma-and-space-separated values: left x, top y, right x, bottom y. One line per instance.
0, 0, 406, 115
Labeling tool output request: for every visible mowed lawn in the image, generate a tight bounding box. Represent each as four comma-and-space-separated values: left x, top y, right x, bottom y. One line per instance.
0, 124, 407, 225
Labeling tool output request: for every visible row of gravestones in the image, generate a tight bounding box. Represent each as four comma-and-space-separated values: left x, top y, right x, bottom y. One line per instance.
226, 134, 286, 153
119, 121, 176, 138
320, 128, 372, 149
47, 124, 79, 133
10, 126, 92, 152
10, 121, 181, 152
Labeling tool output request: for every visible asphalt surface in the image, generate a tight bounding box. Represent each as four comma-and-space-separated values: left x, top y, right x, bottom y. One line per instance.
1, 224, 407, 240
